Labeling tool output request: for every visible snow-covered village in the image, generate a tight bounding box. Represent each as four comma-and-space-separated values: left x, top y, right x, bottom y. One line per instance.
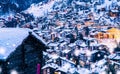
0, 0, 120, 74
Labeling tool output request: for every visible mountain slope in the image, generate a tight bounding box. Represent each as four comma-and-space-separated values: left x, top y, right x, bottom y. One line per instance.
0, 0, 43, 14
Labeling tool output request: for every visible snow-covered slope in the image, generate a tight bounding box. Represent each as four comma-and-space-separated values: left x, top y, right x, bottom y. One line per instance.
24, 0, 69, 17
25, 1, 55, 17
24, 0, 120, 18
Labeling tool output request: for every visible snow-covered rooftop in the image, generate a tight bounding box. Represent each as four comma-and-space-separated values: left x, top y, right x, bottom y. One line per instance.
0, 28, 29, 59
0, 28, 30, 59
0, 28, 47, 60
42, 63, 58, 69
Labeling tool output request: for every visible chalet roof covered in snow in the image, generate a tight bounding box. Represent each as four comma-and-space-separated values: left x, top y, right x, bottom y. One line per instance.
0, 28, 47, 59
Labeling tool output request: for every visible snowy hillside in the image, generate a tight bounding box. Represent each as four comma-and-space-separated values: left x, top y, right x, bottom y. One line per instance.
25, 1, 55, 17
24, 0, 71, 17
0, 0, 43, 12
24, 0, 120, 18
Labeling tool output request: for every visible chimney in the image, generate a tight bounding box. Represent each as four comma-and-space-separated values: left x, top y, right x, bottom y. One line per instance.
29, 31, 32, 35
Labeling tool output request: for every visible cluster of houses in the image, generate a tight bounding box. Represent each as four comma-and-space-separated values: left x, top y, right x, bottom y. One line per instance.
0, 0, 120, 74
